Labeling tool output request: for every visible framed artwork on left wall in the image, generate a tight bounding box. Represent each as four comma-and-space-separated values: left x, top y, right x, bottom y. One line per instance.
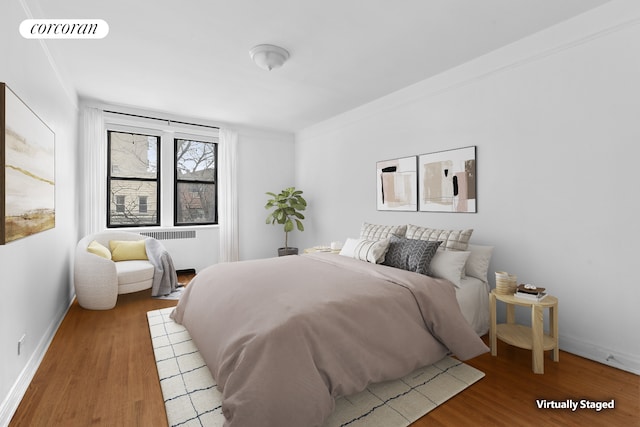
376, 156, 418, 211
1, 82, 56, 244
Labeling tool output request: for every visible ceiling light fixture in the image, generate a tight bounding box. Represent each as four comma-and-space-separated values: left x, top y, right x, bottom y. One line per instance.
249, 44, 290, 71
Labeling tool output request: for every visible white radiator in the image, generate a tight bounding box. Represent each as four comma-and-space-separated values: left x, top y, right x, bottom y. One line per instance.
139, 229, 218, 272
139, 230, 196, 240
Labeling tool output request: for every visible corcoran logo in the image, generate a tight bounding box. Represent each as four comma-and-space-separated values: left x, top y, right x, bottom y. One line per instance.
20, 19, 109, 39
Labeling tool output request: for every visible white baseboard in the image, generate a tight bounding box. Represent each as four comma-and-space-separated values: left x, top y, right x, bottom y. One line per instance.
0, 297, 74, 427
560, 334, 640, 375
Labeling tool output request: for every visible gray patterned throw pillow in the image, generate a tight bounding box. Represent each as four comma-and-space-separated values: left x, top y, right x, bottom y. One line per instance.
382, 235, 442, 275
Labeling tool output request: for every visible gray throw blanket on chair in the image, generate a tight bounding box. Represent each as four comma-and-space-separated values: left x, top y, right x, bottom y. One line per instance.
145, 238, 178, 296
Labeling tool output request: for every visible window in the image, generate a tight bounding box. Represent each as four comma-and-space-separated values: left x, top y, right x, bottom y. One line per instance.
139, 196, 148, 213
115, 195, 125, 213
107, 131, 160, 227
175, 138, 217, 225
103, 112, 219, 228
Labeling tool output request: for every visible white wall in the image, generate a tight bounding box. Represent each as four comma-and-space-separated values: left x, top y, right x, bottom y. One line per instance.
237, 128, 296, 260
296, 1, 640, 374
0, 0, 80, 423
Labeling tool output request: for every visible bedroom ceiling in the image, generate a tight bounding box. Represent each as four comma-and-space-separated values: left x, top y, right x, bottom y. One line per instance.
26, 0, 609, 133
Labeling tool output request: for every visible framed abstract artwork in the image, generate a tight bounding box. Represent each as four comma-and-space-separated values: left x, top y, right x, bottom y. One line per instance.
418, 146, 476, 213
376, 156, 417, 211
1, 83, 55, 244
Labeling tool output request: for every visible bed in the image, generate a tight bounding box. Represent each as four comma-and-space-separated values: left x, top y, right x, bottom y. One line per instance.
427, 244, 493, 336
171, 224, 491, 427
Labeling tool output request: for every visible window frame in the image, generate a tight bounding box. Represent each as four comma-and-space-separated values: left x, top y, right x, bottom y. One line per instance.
173, 137, 218, 226
106, 130, 161, 228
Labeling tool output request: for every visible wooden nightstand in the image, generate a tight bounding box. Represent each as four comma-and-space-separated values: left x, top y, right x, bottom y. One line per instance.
489, 290, 559, 374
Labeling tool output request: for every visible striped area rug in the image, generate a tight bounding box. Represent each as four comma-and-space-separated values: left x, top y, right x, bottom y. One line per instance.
147, 307, 484, 427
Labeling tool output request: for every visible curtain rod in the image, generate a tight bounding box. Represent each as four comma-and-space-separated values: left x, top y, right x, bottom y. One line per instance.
103, 110, 220, 130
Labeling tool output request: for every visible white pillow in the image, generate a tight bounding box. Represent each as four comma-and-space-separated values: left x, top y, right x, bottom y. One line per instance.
360, 222, 407, 241
429, 249, 471, 287
405, 224, 473, 251
465, 244, 494, 281
340, 237, 390, 264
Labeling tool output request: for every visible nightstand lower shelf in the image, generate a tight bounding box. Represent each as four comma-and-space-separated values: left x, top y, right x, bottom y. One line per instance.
496, 324, 556, 351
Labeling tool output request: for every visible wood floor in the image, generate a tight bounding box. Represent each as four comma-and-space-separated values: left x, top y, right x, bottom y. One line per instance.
10, 282, 639, 427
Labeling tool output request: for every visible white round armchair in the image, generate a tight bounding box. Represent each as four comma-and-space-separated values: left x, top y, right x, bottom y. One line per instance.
74, 230, 155, 310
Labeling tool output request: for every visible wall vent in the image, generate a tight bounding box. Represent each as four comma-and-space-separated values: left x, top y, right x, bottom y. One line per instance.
139, 230, 197, 240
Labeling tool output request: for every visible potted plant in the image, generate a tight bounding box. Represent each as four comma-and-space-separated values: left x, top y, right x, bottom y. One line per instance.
265, 187, 307, 256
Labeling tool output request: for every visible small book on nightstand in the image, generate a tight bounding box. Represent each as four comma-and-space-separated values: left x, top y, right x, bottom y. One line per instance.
514, 284, 548, 301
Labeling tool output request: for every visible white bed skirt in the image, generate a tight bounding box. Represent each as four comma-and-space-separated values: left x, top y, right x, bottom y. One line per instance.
456, 277, 490, 336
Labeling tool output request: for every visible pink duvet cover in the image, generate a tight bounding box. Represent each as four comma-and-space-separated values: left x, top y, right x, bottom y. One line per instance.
171, 252, 488, 426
